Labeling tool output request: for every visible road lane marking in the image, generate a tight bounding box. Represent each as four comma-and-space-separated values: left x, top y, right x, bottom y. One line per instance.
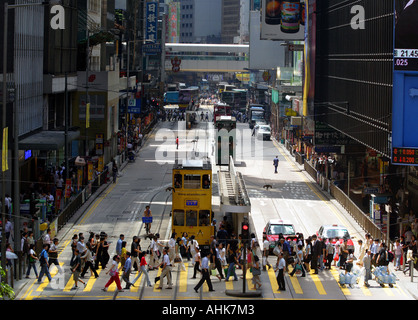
329, 268, 351, 295
179, 266, 188, 292
267, 268, 281, 293
309, 271, 327, 295
287, 266, 304, 294
36, 263, 64, 292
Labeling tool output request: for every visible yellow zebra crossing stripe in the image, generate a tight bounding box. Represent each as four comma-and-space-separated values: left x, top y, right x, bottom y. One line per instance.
309, 271, 327, 295
37, 263, 64, 292
287, 266, 303, 294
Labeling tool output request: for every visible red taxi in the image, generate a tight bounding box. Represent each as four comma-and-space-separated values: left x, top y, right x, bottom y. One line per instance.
263, 219, 297, 254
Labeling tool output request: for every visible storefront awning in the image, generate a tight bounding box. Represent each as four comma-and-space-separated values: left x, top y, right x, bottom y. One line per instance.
19, 130, 81, 151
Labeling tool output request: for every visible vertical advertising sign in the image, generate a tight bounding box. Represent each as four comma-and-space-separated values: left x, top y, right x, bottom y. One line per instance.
261, 0, 305, 40
146, 2, 158, 43
392, 0, 418, 165
169, 1, 180, 43
303, 0, 316, 117
64, 179, 72, 199
2, 127, 8, 172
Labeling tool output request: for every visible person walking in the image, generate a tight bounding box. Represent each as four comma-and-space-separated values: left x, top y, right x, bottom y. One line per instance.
273, 156, 279, 174
188, 235, 199, 266
311, 235, 321, 274
130, 251, 152, 287
112, 160, 118, 183
156, 248, 173, 289
25, 244, 39, 279
192, 247, 201, 279
80, 242, 99, 278
149, 235, 160, 270
143, 205, 152, 234
393, 237, 404, 271
102, 255, 123, 292
262, 234, 272, 271
168, 232, 177, 263
131, 236, 140, 272
37, 244, 52, 284
275, 252, 286, 291
251, 255, 262, 290
225, 247, 239, 281
363, 249, 372, 287
325, 239, 334, 269
176, 136, 179, 150
122, 252, 132, 289
70, 249, 86, 289
48, 238, 63, 274
116, 234, 124, 257
290, 244, 306, 277
194, 251, 215, 293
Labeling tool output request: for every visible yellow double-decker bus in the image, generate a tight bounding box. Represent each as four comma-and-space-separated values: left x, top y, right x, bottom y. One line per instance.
171, 159, 214, 250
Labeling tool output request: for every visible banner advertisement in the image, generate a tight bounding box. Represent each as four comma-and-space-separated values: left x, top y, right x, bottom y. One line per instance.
55, 188, 62, 213
392, 0, 418, 163
98, 156, 104, 173
88, 161, 94, 181
64, 179, 72, 199
261, 0, 305, 40
77, 168, 83, 192
2, 127, 8, 172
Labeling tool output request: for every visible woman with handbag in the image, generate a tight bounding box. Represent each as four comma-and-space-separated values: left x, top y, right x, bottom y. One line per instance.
290, 245, 306, 277
251, 255, 262, 289
102, 255, 123, 292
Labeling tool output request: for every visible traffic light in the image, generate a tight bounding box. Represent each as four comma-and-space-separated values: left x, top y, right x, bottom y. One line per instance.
241, 221, 250, 244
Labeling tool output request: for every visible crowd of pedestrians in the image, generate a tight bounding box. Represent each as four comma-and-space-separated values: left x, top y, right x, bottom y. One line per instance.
19, 215, 418, 293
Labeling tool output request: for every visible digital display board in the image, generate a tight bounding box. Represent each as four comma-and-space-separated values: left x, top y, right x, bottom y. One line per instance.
392, 147, 418, 165
394, 0, 418, 71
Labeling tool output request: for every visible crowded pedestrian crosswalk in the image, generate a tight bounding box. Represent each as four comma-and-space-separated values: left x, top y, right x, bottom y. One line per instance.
19, 257, 412, 300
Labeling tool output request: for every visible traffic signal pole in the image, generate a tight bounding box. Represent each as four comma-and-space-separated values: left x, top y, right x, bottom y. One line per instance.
225, 217, 261, 297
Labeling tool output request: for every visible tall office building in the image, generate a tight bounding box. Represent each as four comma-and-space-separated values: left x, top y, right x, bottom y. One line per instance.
177, 0, 222, 43
221, 0, 240, 44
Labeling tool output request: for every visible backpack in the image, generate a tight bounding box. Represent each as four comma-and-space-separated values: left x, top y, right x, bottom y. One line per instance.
387, 251, 394, 263
39, 250, 47, 266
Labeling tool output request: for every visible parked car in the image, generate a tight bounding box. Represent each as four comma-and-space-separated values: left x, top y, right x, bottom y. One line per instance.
316, 224, 354, 250
263, 219, 297, 254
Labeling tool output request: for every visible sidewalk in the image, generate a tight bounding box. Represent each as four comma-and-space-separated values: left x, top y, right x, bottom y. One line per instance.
274, 138, 418, 300
8, 124, 157, 300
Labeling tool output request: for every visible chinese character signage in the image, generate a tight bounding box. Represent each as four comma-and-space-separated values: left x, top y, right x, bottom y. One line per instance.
146, 2, 158, 43
169, 1, 180, 43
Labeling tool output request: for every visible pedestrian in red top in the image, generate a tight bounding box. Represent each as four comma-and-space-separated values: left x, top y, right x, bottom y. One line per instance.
176, 136, 179, 149
128, 251, 152, 288
102, 255, 123, 292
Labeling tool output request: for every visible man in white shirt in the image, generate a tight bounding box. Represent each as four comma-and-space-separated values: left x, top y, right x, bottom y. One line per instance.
369, 238, 380, 266
275, 252, 286, 291
156, 249, 173, 289
262, 234, 272, 271
149, 237, 159, 270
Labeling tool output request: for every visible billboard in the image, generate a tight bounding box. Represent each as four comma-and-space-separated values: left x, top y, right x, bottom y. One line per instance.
260, 0, 305, 40
392, 0, 418, 165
